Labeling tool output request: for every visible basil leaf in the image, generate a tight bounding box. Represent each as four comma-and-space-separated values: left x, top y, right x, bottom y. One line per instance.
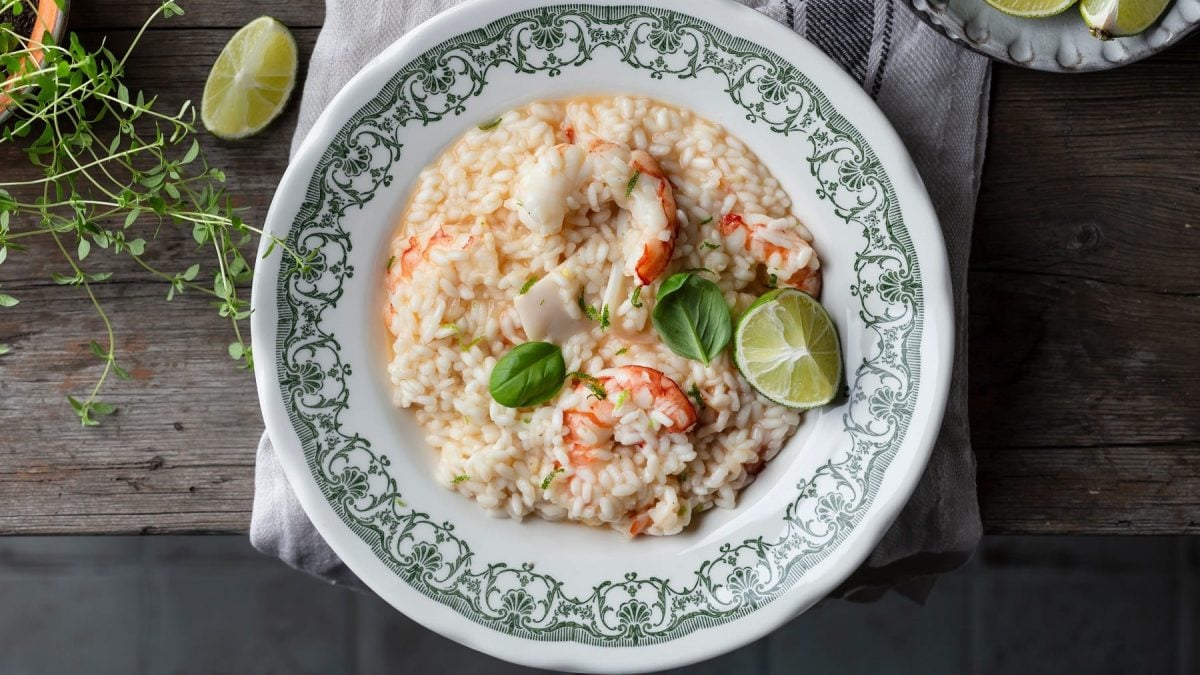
489, 341, 567, 408
651, 273, 732, 366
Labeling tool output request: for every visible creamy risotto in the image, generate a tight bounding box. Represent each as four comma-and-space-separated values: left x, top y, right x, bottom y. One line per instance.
384, 95, 823, 536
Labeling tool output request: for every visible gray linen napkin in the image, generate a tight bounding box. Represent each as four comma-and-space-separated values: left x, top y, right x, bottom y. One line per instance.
252, 0, 990, 601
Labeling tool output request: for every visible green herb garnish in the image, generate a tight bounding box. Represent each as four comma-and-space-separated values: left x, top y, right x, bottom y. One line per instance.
519, 276, 538, 295
0, 0, 291, 425
615, 347, 628, 356
630, 285, 643, 308
386, 255, 396, 270
540, 467, 565, 490
701, 241, 721, 250
699, 216, 714, 225
688, 384, 706, 411
578, 295, 607, 328
489, 342, 567, 408
461, 336, 486, 352
569, 372, 608, 401
613, 390, 629, 409
651, 272, 733, 366
478, 116, 503, 131
452, 474, 470, 484
684, 267, 718, 277
625, 170, 641, 197
767, 273, 778, 288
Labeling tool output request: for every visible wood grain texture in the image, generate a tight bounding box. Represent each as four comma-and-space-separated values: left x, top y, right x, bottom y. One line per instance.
970, 34, 1200, 534
0, 2, 1198, 534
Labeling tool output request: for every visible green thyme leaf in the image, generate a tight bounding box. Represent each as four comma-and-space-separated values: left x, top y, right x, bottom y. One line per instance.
478, 117, 503, 131
625, 170, 641, 197
540, 467, 564, 490
519, 276, 538, 295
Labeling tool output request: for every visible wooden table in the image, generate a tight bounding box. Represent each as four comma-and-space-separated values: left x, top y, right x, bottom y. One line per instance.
1, 1, 1197, 536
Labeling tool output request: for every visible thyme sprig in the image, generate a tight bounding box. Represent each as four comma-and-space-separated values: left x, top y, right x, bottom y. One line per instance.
0, 0, 303, 425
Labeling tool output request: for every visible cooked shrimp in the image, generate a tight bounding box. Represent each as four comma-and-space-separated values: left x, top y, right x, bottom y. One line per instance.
385, 227, 475, 325
514, 139, 679, 285
719, 213, 822, 297
562, 365, 697, 467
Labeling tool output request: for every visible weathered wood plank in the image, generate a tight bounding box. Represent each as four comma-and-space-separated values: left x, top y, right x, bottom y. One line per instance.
977, 446, 1200, 535
1, 10, 1199, 533
69, 0, 325, 30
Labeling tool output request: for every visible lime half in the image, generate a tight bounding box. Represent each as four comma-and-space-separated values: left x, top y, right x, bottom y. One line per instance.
201, 16, 298, 139
734, 288, 842, 410
1081, 0, 1171, 39
984, 0, 1077, 18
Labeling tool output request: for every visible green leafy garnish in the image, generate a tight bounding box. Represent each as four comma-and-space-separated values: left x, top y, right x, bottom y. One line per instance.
625, 170, 641, 197
701, 241, 721, 250
452, 474, 470, 484
683, 267, 718, 277
440, 322, 462, 335
651, 272, 733, 366
386, 255, 396, 270
767, 273, 778, 288
478, 116, 503, 131
613, 390, 629, 409
489, 342, 567, 408
578, 295, 608, 329
615, 347, 628, 356
540, 467, 564, 490
569, 371, 608, 401
0, 1, 288, 425
699, 216, 714, 225
630, 285, 643, 308
688, 384, 706, 411
461, 336, 486, 352
519, 276, 538, 295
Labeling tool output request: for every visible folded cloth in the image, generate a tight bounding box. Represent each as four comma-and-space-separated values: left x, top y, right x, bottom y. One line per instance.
253, 0, 989, 602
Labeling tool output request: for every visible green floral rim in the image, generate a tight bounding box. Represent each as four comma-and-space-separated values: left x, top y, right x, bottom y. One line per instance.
273, 4, 921, 646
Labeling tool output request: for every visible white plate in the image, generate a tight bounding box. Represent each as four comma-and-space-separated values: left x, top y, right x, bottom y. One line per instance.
252, 0, 953, 671
909, 0, 1200, 72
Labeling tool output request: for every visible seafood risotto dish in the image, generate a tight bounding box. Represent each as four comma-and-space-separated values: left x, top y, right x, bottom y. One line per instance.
384, 95, 839, 537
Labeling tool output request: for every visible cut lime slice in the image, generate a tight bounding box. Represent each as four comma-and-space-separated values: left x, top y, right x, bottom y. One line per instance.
733, 288, 842, 410
1080, 0, 1171, 39
984, 0, 1077, 18
201, 16, 298, 140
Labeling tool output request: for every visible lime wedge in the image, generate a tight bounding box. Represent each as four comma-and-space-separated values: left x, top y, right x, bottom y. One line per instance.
984, 0, 1077, 18
201, 16, 298, 140
1081, 0, 1171, 39
733, 288, 842, 410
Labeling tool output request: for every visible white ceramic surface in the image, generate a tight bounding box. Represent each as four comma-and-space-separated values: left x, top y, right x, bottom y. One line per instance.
251, 0, 954, 671
909, 0, 1200, 72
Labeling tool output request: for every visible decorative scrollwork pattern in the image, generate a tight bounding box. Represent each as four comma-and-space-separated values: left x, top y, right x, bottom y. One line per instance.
273, 5, 923, 645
